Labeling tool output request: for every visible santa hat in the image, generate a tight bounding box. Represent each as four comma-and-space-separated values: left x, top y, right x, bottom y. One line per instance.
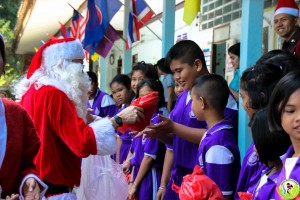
27, 38, 85, 78
274, 0, 299, 17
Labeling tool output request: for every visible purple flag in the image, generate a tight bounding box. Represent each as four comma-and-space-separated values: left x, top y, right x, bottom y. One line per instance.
95, 24, 119, 57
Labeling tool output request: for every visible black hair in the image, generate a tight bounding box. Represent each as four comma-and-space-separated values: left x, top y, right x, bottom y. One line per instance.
165, 40, 207, 69
192, 74, 229, 112
131, 61, 159, 81
110, 74, 131, 91
250, 108, 291, 166
136, 79, 165, 109
156, 58, 172, 74
228, 43, 240, 57
240, 62, 292, 110
87, 71, 98, 84
0, 34, 6, 67
256, 49, 300, 74
269, 70, 300, 132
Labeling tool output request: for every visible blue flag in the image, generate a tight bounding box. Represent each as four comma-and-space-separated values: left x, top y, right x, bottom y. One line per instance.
84, 0, 121, 54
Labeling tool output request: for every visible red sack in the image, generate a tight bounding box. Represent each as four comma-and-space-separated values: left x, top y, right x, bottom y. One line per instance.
172, 165, 224, 200
237, 192, 252, 200
117, 91, 158, 133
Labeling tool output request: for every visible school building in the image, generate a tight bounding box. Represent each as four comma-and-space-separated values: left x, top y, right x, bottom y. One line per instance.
14, 0, 294, 158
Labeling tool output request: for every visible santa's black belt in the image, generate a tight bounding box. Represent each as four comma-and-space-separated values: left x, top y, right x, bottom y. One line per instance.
44, 181, 72, 194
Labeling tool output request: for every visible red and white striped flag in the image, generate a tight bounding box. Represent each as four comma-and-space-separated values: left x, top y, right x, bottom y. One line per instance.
70, 9, 88, 42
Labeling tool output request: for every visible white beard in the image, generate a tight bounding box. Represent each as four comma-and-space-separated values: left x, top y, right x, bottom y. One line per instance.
15, 60, 90, 121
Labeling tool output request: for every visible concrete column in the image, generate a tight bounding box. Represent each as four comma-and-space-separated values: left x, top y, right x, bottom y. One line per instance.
162, 0, 175, 57
99, 57, 107, 91
123, 0, 132, 74
238, 0, 264, 159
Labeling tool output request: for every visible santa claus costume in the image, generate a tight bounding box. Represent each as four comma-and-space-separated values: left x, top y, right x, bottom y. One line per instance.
14, 38, 119, 200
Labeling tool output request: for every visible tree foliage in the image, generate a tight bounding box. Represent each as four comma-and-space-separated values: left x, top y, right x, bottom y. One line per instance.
0, 0, 22, 90
0, 0, 21, 29
0, 20, 22, 88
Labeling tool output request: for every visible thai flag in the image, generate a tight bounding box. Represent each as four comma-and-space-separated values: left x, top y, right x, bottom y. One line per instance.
135, 0, 154, 28
126, 0, 140, 49
70, 9, 88, 42
126, 0, 154, 49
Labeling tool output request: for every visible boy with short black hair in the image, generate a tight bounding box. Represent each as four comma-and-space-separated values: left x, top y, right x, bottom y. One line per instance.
191, 74, 240, 199
144, 40, 238, 200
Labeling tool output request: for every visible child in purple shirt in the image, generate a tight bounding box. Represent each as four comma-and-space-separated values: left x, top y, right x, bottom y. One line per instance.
191, 74, 240, 199
250, 109, 290, 200
87, 71, 118, 117
110, 74, 135, 164
236, 52, 299, 199
140, 40, 238, 200
127, 79, 167, 200
268, 71, 300, 200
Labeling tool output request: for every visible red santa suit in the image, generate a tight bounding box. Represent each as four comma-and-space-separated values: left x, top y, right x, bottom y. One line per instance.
0, 98, 47, 198
15, 38, 117, 199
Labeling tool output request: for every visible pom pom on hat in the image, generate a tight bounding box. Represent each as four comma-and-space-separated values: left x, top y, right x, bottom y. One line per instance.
274, 0, 299, 17
27, 38, 85, 78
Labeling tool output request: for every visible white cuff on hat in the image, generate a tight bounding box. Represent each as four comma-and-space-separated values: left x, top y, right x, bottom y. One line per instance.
275, 7, 299, 17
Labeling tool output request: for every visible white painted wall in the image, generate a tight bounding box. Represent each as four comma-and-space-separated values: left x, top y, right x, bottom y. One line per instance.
100, 4, 279, 93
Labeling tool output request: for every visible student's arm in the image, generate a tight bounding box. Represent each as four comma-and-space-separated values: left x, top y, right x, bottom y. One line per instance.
230, 88, 239, 102
142, 115, 206, 145
123, 150, 133, 174
167, 87, 174, 112
156, 149, 174, 200
128, 155, 154, 199
115, 136, 122, 163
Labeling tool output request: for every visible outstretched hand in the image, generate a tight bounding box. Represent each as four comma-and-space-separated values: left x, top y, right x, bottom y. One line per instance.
5, 194, 19, 200
22, 178, 40, 200
135, 115, 174, 140
86, 108, 98, 124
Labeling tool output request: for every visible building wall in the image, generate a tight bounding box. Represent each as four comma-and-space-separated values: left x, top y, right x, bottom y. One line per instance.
100, 4, 279, 93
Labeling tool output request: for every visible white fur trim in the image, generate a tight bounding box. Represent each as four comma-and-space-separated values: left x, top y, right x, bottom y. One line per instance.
42, 193, 76, 200
19, 174, 48, 200
42, 40, 85, 69
275, 7, 299, 17
89, 117, 117, 155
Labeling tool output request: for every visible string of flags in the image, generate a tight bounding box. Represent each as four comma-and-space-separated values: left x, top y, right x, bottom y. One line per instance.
42, 0, 155, 60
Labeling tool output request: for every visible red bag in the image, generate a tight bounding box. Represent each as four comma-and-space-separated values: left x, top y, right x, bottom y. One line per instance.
237, 192, 252, 200
117, 91, 158, 133
172, 165, 224, 200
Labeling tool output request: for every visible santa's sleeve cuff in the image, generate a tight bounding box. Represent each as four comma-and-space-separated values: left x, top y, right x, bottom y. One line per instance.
89, 117, 117, 155
19, 174, 48, 200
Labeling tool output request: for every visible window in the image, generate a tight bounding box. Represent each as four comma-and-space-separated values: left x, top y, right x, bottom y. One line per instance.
201, 0, 242, 30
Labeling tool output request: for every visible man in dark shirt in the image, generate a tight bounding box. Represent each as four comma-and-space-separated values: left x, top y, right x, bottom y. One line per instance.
274, 0, 300, 58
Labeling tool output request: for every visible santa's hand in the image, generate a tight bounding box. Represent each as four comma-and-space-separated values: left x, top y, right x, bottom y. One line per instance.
22, 178, 40, 200
117, 106, 144, 124
5, 194, 19, 200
